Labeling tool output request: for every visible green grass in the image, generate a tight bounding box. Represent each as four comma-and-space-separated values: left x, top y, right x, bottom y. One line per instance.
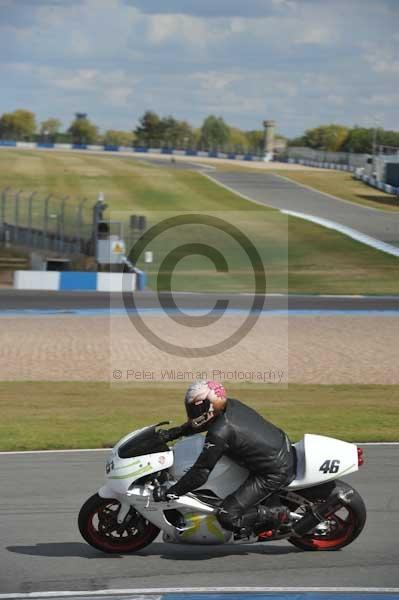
272, 169, 399, 211
0, 382, 398, 450
1, 149, 398, 294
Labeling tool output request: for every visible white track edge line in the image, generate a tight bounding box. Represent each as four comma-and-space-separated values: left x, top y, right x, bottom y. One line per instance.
281, 210, 399, 257
1, 442, 398, 456
202, 172, 399, 256
2, 587, 399, 598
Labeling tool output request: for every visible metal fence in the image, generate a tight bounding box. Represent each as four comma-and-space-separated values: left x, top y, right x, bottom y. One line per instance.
287, 147, 370, 168
0, 188, 94, 256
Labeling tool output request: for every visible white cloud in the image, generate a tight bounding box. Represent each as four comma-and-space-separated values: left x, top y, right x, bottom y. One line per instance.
294, 25, 333, 45
146, 13, 228, 48
362, 93, 399, 107
0, 0, 398, 136
363, 45, 399, 74
124, 0, 297, 18
191, 71, 242, 91
326, 95, 345, 107
53, 69, 99, 91
2, 62, 139, 110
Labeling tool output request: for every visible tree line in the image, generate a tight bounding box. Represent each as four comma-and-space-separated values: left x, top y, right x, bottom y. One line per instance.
0, 109, 398, 155
0, 109, 277, 154
289, 123, 399, 154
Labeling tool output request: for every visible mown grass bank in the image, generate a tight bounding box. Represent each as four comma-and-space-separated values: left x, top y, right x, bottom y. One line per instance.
1, 382, 398, 450
1, 150, 398, 294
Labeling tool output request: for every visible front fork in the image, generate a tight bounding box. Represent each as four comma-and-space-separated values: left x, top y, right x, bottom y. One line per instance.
98, 484, 132, 524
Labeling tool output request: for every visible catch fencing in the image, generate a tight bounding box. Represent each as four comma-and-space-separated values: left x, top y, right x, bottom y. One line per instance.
0, 188, 94, 256
286, 147, 370, 168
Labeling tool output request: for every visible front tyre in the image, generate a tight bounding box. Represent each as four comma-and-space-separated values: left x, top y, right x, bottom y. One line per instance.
78, 493, 160, 554
287, 480, 366, 551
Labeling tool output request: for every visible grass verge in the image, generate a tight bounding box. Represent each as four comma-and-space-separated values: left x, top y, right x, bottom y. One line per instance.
1, 150, 399, 294
1, 382, 398, 450
272, 169, 399, 211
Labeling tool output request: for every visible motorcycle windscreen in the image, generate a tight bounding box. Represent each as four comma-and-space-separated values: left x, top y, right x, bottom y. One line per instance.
118, 425, 169, 459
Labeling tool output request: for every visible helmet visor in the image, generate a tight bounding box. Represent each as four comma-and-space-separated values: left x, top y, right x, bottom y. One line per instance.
186, 397, 211, 420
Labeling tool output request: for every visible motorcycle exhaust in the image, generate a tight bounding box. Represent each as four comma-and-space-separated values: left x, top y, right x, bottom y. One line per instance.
293, 488, 353, 537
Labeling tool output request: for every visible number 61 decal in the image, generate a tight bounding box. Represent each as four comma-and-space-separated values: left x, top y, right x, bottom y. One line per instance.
319, 459, 340, 474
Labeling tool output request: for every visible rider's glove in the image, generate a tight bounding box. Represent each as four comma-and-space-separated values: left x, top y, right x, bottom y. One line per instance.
153, 485, 179, 503
158, 423, 192, 443
157, 429, 174, 443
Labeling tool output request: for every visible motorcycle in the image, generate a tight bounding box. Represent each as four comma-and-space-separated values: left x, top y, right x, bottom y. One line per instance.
78, 422, 366, 553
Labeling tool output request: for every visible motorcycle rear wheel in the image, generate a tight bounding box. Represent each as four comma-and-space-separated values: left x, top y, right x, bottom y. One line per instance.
78, 493, 160, 554
287, 480, 366, 551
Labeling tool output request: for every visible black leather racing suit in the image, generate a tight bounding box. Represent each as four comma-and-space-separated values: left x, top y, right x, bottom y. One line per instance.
164, 398, 296, 533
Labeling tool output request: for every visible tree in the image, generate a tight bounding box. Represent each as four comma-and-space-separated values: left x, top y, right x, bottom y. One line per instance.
302, 124, 349, 151
158, 117, 195, 148
379, 129, 399, 149
135, 111, 162, 147
200, 115, 230, 151
0, 109, 36, 140
245, 130, 264, 154
229, 127, 249, 153
173, 120, 195, 148
340, 127, 373, 154
68, 115, 98, 145
287, 135, 306, 147
40, 118, 62, 141
103, 129, 134, 147
158, 116, 178, 146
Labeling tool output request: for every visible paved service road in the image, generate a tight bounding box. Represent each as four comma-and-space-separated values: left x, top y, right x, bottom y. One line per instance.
208, 171, 399, 245
1, 446, 398, 594
1, 290, 399, 312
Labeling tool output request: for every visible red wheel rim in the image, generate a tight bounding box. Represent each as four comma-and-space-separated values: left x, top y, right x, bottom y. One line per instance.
298, 504, 356, 549
86, 500, 157, 552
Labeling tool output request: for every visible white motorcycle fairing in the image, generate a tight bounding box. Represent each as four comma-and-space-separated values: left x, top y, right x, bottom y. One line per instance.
169, 432, 359, 493
97, 425, 360, 545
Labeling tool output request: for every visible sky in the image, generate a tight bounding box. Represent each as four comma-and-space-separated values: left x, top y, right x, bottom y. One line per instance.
1, 0, 398, 137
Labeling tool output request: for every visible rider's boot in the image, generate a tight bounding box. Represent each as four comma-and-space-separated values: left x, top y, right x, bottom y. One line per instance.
218, 504, 291, 540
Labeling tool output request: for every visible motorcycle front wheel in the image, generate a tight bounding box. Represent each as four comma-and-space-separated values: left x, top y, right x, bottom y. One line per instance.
287, 480, 366, 551
78, 493, 160, 554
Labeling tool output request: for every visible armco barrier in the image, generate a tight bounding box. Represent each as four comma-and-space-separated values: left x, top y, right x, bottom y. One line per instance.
14, 270, 147, 292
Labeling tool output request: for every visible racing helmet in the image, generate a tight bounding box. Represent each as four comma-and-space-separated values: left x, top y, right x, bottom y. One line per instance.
185, 380, 226, 429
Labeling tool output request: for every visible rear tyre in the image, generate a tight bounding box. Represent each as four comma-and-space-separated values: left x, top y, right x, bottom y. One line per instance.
78, 493, 160, 554
287, 480, 366, 551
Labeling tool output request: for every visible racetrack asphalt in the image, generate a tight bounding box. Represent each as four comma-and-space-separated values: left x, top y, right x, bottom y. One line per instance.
207, 171, 399, 246
1, 290, 399, 312
1, 446, 398, 594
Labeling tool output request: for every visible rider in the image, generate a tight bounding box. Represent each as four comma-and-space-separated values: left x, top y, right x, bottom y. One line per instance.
153, 380, 296, 538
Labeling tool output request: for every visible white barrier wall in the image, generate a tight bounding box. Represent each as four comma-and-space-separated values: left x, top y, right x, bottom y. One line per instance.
13, 271, 138, 292
14, 271, 60, 290
97, 272, 136, 292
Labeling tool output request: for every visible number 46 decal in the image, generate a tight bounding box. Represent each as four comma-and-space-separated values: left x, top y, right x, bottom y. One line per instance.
319, 459, 340, 474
